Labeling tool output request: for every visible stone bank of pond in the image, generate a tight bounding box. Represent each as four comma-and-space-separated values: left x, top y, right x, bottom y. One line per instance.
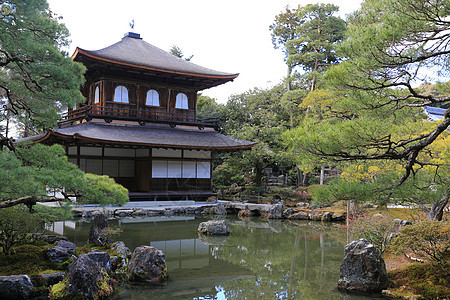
49, 216, 382, 299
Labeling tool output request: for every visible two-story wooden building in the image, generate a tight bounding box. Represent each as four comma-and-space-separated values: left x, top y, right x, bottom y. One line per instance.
27, 32, 256, 200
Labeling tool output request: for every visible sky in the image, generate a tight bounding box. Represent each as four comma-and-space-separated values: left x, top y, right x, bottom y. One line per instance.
47, 0, 363, 103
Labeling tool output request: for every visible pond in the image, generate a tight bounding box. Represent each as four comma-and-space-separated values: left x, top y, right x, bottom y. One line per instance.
48, 216, 381, 299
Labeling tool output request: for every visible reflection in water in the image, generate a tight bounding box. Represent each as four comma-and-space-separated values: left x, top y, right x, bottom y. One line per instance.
49, 217, 378, 299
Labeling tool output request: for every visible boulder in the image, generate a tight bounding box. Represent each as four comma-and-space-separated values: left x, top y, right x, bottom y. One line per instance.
114, 209, 134, 217
393, 219, 412, 227
310, 213, 322, 221
46, 240, 76, 262
88, 213, 110, 245
337, 239, 389, 294
296, 202, 310, 208
111, 241, 131, 258
332, 212, 346, 221
214, 204, 227, 215
127, 246, 168, 284
164, 209, 174, 216
41, 272, 65, 286
0, 275, 34, 299
85, 250, 111, 273
271, 194, 282, 204
288, 211, 310, 220
282, 208, 296, 218
50, 255, 113, 299
33, 233, 68, 244
184, 207, 195, 214
82, 210, 93, 219
111, 241, 131, 270
198, 220, 230, 236
322, 211, 332, 222
266, 203, 283, 219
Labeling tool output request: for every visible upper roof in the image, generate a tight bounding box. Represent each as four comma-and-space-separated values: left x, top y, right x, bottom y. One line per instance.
19, 121, 256, 151
72, 33, 238, 89
423, 106, 446, 122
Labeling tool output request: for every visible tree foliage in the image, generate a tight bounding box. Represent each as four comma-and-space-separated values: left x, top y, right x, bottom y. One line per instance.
213, 85, 297, 188
0, 1, 128, 212
390, 220, 450, 274
348, 214, 395, 254
0, 0, 85, 138
270, 4, 346, 90
0, 144, 128, 209
169, 45, 193, 61
284, 0, 450, 219
0, 206, 53, 255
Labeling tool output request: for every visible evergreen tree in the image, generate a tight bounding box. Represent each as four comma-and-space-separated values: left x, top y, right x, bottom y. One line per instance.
0, 0, 128, 210
284, 0, 450, 219
0, 0, 85, 140
270, 4, 346, 91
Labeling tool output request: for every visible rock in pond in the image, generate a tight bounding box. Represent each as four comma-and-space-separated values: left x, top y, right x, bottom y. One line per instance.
288, 211, 310, 220
88, 212, 110, 245
45, 240, 76, 262
267, 203, 283, 219
322, 211, 332, 222
198, 220, 230, 235
127, 246, 168, 284
0, 275, 34, 299
50, 254, 113, 299
337, 238, 389, 294
214, 204, 227, 215
111, 241, 132, 258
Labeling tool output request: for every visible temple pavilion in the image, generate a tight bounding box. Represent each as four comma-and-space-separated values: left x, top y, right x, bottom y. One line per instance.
26, 32, 256, 200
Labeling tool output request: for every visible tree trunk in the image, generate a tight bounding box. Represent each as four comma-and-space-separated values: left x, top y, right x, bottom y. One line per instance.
349, 200, 362, 218
287, 65, 292, 91
320, 165, 325, 185
419, 193, 449, 221
255, 166, 264, 188
296, 166, 302, 187
310, 56, 319, 91
302, 172, 310, 186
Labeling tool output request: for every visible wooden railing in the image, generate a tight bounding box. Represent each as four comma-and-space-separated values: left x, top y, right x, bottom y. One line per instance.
58, 105, 221, 130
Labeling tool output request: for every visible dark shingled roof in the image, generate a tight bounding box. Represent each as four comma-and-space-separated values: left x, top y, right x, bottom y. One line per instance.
73, 34, 238, 79
23, 122, 256, 150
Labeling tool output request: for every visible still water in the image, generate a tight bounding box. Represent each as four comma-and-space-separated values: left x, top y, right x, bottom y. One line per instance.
49, 216, 380, 299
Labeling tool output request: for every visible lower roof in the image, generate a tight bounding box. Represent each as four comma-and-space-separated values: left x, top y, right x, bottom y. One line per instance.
19, 121, 256, 151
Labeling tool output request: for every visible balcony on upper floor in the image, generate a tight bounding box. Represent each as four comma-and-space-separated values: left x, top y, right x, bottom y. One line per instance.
58, 105, 221, 131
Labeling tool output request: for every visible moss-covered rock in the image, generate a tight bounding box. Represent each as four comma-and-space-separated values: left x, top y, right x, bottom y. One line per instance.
50, 254, 114, 299
127, 246, 168, 285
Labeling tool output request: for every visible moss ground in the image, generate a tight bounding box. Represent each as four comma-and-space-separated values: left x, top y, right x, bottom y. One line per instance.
0, 241, 125, 277
0, 242, 67, 276
387, 258, 450, 299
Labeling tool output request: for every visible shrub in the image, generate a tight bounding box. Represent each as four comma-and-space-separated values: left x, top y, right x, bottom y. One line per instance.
347, 213, 396, 254
81, 174, 128, 206
270, 187, 293, 198
389, 220, 450, 274
0, 206, 55, 255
